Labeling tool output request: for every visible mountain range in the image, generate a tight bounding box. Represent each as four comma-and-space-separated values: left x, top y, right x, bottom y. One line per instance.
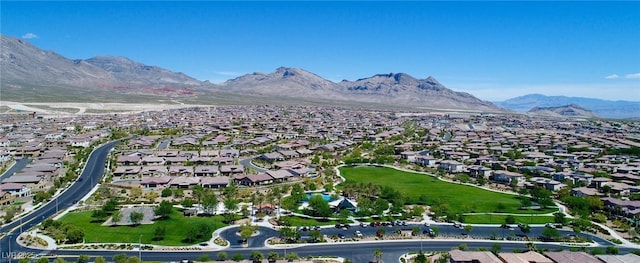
0, 35, 499, 111
495, 94, 640, 119
527, 104, 598, 118
2, 34, 636, 118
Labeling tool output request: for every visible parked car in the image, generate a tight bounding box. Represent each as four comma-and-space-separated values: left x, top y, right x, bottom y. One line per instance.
354, 230, 363, 238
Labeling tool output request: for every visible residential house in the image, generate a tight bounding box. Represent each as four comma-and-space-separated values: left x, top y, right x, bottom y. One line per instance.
498, 251, 553, 263
220, 165, 244, 176
449, 250, 502, 263
234, 173, 273, 186
491, 171, 524, 185
439, 160, 464, 173
0, 183, 31, 197
258, 152, 285, 163
113, 166, 142, 177
168, 166, 193, 176
0, 190, 16, 206
141, 156, 165, 165
266, 170, 294, 182
194, 166, 219, 177
169, 177, 200, 189
140, 176, 172, 189
601, 197, 640, 218
140, 166, 168, 176
571, 187, 600, 197
596, 253, 640, 263
543, 251, 601, 263
415, 156, 437, 167
200, 176, 230, 189
468, 165, 492, 178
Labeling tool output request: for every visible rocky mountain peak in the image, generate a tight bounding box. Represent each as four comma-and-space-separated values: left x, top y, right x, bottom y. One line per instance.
528, 104, 598, 118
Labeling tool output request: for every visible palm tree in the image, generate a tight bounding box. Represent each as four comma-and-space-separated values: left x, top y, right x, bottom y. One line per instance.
373, 248, 383, 263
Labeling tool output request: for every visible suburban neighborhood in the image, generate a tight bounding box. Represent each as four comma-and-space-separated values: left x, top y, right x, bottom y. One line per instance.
1, 105, 640, 262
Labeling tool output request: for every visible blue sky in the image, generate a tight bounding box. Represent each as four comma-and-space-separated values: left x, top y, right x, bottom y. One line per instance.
2, 1, 639, 101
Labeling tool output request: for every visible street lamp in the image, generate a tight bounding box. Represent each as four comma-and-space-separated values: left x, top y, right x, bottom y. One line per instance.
138, 234, 142, 261
8, 233, 13, 263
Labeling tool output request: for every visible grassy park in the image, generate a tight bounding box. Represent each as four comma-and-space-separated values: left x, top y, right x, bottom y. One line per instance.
58, 208, 227, 246
338, 166, 556, 217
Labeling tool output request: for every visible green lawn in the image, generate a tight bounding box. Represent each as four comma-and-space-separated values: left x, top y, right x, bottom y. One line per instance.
279, 215, 348, 226
58, 209, 227, 246
339, 166, 556, 216
462, 214, 555, 224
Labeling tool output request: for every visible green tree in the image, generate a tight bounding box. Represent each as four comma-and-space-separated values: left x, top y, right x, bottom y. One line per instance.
250, 250, 264, 263
196, 253, 211, 262
94, 256, 107, 263
91, 209, 108, 221
520, 197, 532, 208
415, 250, 428, 263
279, 226, 301, 242
464, 224, 473, 234
18, 259, 31, 263
240, 223, 258, 243
153, 225, 166, 241
113, 254, 128, 263
154, 200, 173, 220
202, 190, 218, 214
161, 188, 173, 197
309, 229, 323, 242
373, 248, 383, 263
111, 210, 122, 224
307, 194, 332, 217
217, 252, 228, 261
542, 227, 561, 241
66, 227, 85, 243
231, 253, 244, 262
606, 246, 619, 255
36, 258, 51, 263
129, 211, 144, 225
284, 253, 299, 261
491, 243, 502, 255
505, 215, 516, 224
553, 212, 566, 225
519, 223, 531, 234
77, 255, 91, 263
268, 251, 281, 261
432, 226, 440, 237
54, 258, 68, 263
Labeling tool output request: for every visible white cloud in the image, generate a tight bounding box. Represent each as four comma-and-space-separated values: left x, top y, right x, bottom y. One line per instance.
625, 72, 640, 79
605, 74, 620, 79
21, 33, 38, 39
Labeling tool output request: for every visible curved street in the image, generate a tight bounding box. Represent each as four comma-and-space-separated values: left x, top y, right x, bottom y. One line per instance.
1, 140, 119, 262
1, 141, 637, 263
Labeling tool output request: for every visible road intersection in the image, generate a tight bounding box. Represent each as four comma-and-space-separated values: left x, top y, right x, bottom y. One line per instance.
1, 140, 638, 263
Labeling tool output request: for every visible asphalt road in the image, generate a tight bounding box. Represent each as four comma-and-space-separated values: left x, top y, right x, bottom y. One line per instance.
0, 158, 30, 182
239, 157, 268, 173
0, 140, 628, 263
1, 140, 119, 263
19, 240, 637, 263
156, 139, 171, 150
